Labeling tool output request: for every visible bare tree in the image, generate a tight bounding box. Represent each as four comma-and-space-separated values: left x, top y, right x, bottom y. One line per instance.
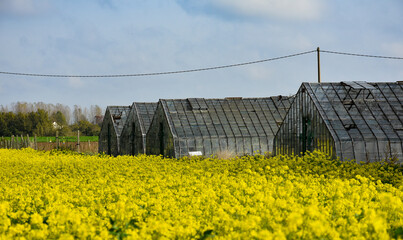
0, 105, 8, 112
55, 103, 72, 124
73, 105, 87, 123
2, 102, 95, 126
35, 102, 48, 113
89, 105, 103, 124
12, 102, 29, 114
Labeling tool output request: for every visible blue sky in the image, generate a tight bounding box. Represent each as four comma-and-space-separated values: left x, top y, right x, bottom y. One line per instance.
0, 0, 402, 110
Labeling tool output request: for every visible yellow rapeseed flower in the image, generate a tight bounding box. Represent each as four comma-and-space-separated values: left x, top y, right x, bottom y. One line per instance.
0, 149, 401, 239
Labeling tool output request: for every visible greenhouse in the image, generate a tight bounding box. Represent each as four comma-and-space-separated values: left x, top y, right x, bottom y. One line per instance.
274, 81, 403, 163
120, 102, 157, 155
146, 97, 293, 158
98, 106, 131, 156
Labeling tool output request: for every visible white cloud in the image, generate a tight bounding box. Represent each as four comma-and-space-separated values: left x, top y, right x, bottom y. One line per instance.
0, 0, 49, 16
381, 42, 403, 82
382, 42, 403, 57
178, 0, 324, 21
68, 77, 84, 89
247, 65, 273, 81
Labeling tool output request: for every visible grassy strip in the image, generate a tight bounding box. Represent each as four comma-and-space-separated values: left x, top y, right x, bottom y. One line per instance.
0, 136, 98, 142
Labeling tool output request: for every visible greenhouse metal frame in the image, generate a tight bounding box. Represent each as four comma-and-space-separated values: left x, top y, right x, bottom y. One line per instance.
120, 102, 157, 155
146, 97, 294, 158
274, 81, 403, 163
98, 106, 131, 156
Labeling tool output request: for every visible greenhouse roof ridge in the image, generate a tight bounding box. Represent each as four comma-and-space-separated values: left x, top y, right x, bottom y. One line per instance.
301, 82, 403, 142
158, 97, 294, 139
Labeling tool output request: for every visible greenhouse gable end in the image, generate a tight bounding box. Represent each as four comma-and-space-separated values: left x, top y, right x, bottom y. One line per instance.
99, 106, 131, 156
120, 102, 157, 155
274, 81, 403, 163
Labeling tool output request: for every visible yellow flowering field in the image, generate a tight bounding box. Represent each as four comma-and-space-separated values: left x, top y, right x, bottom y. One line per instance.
0, 149, 402, 239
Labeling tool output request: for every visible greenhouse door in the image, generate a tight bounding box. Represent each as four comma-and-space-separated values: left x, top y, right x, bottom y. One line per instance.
302, 116, 313, 153
107, 123, 111, 155
131, 122, 135, 156
159, 122, 164, 155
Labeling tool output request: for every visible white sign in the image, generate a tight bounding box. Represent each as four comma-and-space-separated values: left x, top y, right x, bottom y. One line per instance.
189, 151, 203, 156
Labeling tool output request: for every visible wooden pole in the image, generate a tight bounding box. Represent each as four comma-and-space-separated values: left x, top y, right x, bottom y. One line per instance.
56, 131, 59, 150
34, 134, 37, 150
317, 47, 321, 83
77, 130, 80, 153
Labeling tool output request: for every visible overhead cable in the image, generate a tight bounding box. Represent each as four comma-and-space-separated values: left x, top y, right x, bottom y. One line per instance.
0, 50, 316, 78
321, 49, 403, 60
0, 49, 402, 78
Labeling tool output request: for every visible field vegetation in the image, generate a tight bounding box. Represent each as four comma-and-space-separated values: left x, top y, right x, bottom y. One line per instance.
0, 102, 103, 137
0, 149, 402, 239
1, 136, 98, 143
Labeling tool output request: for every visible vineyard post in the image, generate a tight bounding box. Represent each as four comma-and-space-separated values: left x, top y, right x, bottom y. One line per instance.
56, 131, 59, 150
77, 130, 80, 153
11, 135, 15, 149
34, 134, 37, 150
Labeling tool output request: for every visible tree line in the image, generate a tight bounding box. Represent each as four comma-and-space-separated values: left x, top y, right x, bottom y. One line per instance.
0, 102, 104, 137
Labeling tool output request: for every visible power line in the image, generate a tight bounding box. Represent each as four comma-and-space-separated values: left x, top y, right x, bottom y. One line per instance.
0, 49, 402, 78
321, 49, 403, 60
0, 50, 316, 78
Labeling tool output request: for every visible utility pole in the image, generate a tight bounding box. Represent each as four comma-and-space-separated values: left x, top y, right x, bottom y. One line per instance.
317, 47, 321, 83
